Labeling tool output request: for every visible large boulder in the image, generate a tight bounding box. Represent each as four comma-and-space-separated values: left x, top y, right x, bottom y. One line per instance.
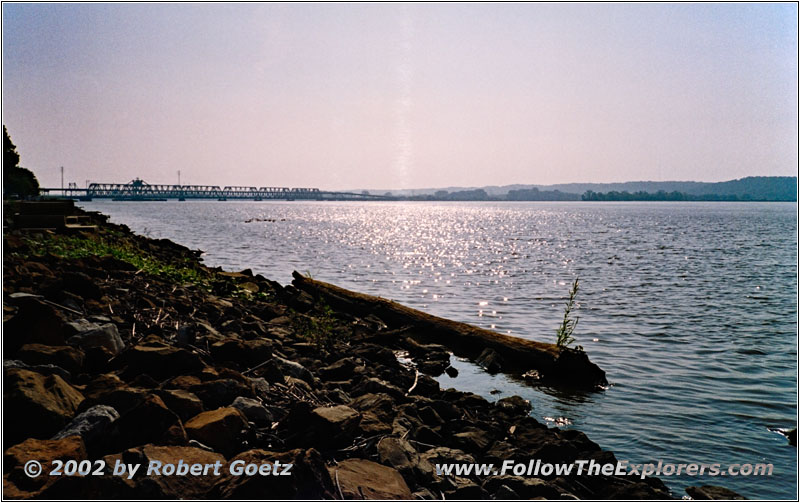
184, 408, 249, 457
4, 368, 84, 445
105, 395, 186, 453
3, 436, 86, 498
330, 458, 413, 500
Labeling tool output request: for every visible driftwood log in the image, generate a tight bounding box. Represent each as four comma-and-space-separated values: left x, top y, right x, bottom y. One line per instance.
291, 272, 608, 389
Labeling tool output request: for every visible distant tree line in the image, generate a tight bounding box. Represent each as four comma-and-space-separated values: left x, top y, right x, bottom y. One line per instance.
581, 190, 785, 202
404, 188, 580, 201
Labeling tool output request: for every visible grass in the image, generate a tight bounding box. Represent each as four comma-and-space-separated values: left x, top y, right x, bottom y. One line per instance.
15, 225, 276, 302
21, 231, 211, 287
556, 277, 583, 351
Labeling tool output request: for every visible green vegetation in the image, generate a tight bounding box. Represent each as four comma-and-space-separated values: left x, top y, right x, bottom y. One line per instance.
556, 277, 583, 351
294, 304, 348, 351
21, 231, 211, 287
3, 125, 40, 197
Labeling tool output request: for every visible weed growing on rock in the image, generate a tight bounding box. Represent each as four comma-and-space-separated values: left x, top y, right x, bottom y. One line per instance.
295, 304, 347, 350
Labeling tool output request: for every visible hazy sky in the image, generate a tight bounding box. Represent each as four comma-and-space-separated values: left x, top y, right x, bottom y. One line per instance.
3, 3, 797, 190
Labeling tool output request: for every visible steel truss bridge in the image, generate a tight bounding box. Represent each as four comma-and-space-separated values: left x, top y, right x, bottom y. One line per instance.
41, 179, 392, 201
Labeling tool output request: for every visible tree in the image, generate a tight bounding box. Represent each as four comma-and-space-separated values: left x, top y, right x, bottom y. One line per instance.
3, 125, 39, 197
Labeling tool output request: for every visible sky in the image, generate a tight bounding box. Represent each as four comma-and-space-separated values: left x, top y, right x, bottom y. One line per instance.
2, 3, 797, 191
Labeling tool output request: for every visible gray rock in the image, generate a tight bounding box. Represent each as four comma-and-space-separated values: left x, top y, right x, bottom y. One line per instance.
231, 396, 271, 425
273, 356, 315, 384
63, 318, 100, 336
68, 323, 125, 355
53, 405, 119, 443
3, 360, 72, 381
249, 377, 270, 397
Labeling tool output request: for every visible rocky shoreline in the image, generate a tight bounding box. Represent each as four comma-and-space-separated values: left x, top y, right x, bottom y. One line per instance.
2, 200, 735, 499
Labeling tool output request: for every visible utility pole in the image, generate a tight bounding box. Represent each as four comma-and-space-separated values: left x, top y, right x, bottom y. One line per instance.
60, 166, 64, 196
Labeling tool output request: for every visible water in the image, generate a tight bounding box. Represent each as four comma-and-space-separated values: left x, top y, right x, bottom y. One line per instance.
78, 200, 797, 499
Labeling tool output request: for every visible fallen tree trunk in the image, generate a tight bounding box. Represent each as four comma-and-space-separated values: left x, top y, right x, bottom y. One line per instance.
291, 272, 608, 389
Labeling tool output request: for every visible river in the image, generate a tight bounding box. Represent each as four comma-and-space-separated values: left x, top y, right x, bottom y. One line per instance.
78, 200, 798, 499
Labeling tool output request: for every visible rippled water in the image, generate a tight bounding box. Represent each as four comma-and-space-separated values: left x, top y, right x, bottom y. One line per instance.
79, 200, 797, 499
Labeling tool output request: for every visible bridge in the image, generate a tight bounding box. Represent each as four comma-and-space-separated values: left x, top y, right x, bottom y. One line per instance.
41, 178, 393, 201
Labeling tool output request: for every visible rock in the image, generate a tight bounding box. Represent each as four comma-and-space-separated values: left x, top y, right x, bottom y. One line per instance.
78, 372, 120, 396
353, 344, 398, 366
786, 428, 797, 446
311, 405, 361, 446
4, 368, 85, 445
444, 365, 459, 378
377, 437, 435, 487
16, 344, 84, 375
330, 458, 413, 500
230, 397, 271, 426
416, 405, 444, 427
408, 373, 440, 397
358, 412, 393, 436
493, 484, 520, 499
686, 485, 747, 500
118, 345, 205, 380
60, 271, 103, 299
496, 395, 532, 416
153, 389, 205, 422
453, 391, 489, 409
351, 377, 405, 399
3, 359, 72, 381
417, 359, 448, 377
63, 318, 100, 336
213, 448, 334, 499
273, 356, 315, 385
210, 339, 272, 367
189, 379, 254, 409
68, 323, 125, 356
451, 428, 491, 453
52, 405, 119, 452
248, 377, 270, 397
605, 480, 671, 499
82, 387, 150, 416
476, 348, 503, 373
137, 444, 227, 498
106, 395, 186, 453
349, 393, 396, 422
412, 488, 439, 500
318, 357, 358, 381
446, 483, 488, 499
185, 407, 250, 456
420, 447, 476, 468
3, 297, 68, 352
482, 475, 562, 499
3, 436, 87, 498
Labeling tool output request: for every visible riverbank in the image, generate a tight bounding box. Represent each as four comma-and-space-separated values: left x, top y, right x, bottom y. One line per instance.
4, 201, 737, 499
